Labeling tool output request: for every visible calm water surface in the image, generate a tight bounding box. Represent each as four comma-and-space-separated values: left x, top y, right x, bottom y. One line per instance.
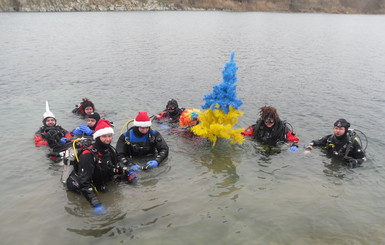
0, 11, 385, 245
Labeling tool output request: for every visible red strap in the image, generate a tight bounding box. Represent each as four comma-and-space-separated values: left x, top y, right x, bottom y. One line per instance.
82, 149, 91, 155
155, 111, 166, 120
287, 131, 299, 145
242, 126, 254, 136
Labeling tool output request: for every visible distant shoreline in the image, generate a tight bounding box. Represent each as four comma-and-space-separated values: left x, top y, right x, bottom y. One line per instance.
1, 0, 384, 14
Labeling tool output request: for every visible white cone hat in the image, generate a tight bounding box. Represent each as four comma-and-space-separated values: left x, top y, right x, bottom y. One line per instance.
43, 100, 55, 120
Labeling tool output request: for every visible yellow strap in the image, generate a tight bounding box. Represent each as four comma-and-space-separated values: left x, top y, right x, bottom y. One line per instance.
120, 119, 134, 135
72, 138, 81, 162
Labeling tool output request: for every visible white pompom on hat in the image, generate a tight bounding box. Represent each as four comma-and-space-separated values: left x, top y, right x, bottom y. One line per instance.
93, 119, 114, 139
133, 112, 152, 127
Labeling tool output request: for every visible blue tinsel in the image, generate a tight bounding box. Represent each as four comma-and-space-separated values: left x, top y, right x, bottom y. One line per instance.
201, 52, 243, 114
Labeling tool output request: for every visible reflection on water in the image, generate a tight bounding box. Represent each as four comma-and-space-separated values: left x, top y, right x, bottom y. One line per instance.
66, 210, 128, 237
199, 143, 241, 197
252, 142, 283, 157
176, 136, 242, 197
322, 156, 355, 181
64, 185, 130, 237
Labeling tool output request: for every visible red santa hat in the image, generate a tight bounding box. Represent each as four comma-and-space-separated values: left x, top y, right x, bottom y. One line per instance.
93, 119, 114, 139
133, 112, 152, 127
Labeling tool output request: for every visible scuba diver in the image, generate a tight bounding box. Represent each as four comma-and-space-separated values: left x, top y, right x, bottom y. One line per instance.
116, 112, 169, 177
72, 97, 95, 117
71, 112, 101, 137
178, 108, 201, 136
66, 119, 128, 215
154, 99, 185, 126
304, 119, 366, 168
242, 106, 299, 152
34, 101, 72, 161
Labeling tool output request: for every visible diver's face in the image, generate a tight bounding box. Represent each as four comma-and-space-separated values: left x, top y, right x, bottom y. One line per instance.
87, 118, 97, 128
84, 106, 94, 115
99, 134, 113, 145
264, 118, 275, 128
45, 118, 56, 127
167, 106, 175, 112
333, 126, 345, 137
138, 127, 150, 134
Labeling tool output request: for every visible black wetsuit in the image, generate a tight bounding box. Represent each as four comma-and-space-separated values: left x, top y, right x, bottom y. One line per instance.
66, 139, 117, 207
154, 107, 185, 125
116, 127, 169, 164
251, 119, 294, 146
312, 133, 365, 166
34, 125, 70, 152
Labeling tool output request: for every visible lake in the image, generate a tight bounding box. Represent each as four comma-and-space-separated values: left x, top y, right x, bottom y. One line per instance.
0, 11, 385, 245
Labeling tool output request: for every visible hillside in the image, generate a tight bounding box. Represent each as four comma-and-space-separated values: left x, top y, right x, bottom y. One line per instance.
1, 0, 384, 14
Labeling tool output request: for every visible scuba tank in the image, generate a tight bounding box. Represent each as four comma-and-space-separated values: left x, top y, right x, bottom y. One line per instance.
346, 128, 368, 152
60, 137, 94, 184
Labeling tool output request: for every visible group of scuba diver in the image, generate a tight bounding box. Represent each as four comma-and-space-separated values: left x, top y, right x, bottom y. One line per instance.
34, 98, 367, 215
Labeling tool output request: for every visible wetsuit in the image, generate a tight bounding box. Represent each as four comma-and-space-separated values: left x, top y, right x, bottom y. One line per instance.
154, 107, 185, 125
72, 99, 95, 117
311, 133, 365, 166
243, 119, 299, 146
34, 125, 72, 152
116, 127, 169, 164
66, 139, 117, 208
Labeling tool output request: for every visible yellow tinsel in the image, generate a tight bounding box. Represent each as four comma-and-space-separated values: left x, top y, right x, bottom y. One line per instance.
191, 106, 245, 146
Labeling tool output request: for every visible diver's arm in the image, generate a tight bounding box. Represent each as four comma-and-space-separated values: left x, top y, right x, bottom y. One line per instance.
153, 131, 169, 164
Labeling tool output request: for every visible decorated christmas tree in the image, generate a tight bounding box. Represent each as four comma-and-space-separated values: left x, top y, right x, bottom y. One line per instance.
192, 52, 245, 146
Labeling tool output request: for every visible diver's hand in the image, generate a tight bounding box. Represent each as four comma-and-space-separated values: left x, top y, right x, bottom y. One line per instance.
144, 160, 158, 170
289, 145, 298, 152
72, 127, 82, 135
130, 164, 142, 172
127, 170, 137, 182
344, 157, 359, 168
159, 124, 171, 130
93, 204, 106, 215
80, 125, 93, 135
